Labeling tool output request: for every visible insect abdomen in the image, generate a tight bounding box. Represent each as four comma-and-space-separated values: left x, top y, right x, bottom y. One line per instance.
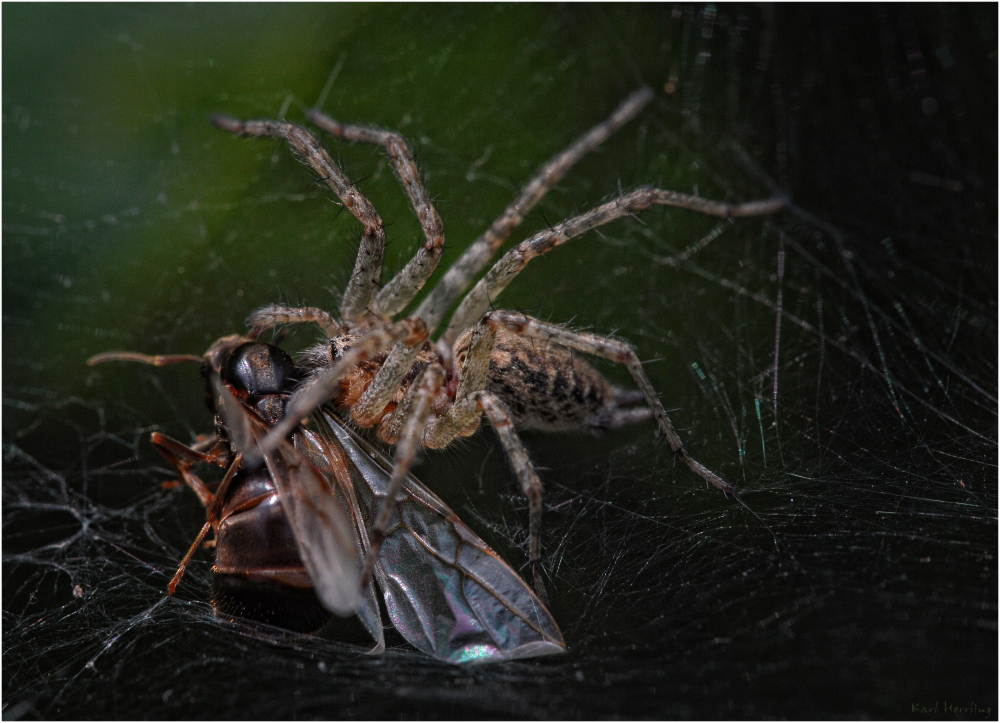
214, 467, 312, 588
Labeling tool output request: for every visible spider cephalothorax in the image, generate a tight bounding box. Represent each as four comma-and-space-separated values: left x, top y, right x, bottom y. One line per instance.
204, 87, 784, 600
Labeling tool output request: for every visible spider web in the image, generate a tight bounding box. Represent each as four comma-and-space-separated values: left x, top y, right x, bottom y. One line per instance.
4, 5, 996, 719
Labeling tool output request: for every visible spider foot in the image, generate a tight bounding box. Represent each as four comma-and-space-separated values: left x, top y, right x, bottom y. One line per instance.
531, 562, 549, 606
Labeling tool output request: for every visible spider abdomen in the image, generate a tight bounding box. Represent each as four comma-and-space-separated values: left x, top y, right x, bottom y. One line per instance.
456, 326, 649, 433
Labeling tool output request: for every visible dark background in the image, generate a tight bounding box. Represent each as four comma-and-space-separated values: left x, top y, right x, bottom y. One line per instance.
4, 4, 996, 720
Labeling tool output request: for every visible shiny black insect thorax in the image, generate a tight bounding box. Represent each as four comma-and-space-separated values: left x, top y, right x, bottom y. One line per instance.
220, 341, 300, 425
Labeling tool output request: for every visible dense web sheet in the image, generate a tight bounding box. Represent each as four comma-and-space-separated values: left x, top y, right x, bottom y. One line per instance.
4, 5, 996, 719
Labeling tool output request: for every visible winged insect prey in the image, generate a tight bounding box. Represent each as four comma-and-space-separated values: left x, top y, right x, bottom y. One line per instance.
88, 335, 566, 663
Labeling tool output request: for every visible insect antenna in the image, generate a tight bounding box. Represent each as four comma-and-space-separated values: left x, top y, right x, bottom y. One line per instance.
88, 352, 203, 366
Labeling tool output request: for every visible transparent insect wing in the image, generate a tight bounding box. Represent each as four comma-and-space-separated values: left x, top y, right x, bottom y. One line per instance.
294, 428, 386, 652
213, 378, 364, 617
317, 411, 566, 663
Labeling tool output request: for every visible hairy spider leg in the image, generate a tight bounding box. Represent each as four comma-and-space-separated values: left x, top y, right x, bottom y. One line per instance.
476, 391, 548, 601
415, 87, 656, 334
302, 111, 448, 410
211, 116, 385, 322
360, 364, 445, 588
306, 109, 446, 320
246, 305, 342, 339
442, 187, 787, 345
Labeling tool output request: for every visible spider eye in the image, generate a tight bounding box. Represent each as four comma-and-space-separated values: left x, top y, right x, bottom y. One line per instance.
329, 337, 353, 361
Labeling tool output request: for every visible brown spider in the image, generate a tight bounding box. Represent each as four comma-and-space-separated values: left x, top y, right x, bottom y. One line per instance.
209, 87, 785, 600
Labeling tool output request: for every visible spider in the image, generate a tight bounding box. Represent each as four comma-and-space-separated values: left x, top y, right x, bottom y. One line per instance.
209, 87, 784, 600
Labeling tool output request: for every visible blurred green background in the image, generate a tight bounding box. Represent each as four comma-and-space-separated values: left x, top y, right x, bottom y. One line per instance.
4, 4, 996, 720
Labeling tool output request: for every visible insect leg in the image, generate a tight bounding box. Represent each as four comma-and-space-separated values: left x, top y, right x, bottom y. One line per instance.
246, 304, 342, 339
360, 364, 445, 588
150, 432, 229, 508
415, 88, 654, 334
306, 110, 445, 320
211, 116, 385, 322
476, 391, 548, 602
168, 454, 242, 595
442, 187, 786, 345
189, 433, 228, 456
487, 310, 736, 496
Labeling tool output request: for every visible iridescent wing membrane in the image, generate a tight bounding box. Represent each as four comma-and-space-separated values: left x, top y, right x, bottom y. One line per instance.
302, 410, 566, 663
